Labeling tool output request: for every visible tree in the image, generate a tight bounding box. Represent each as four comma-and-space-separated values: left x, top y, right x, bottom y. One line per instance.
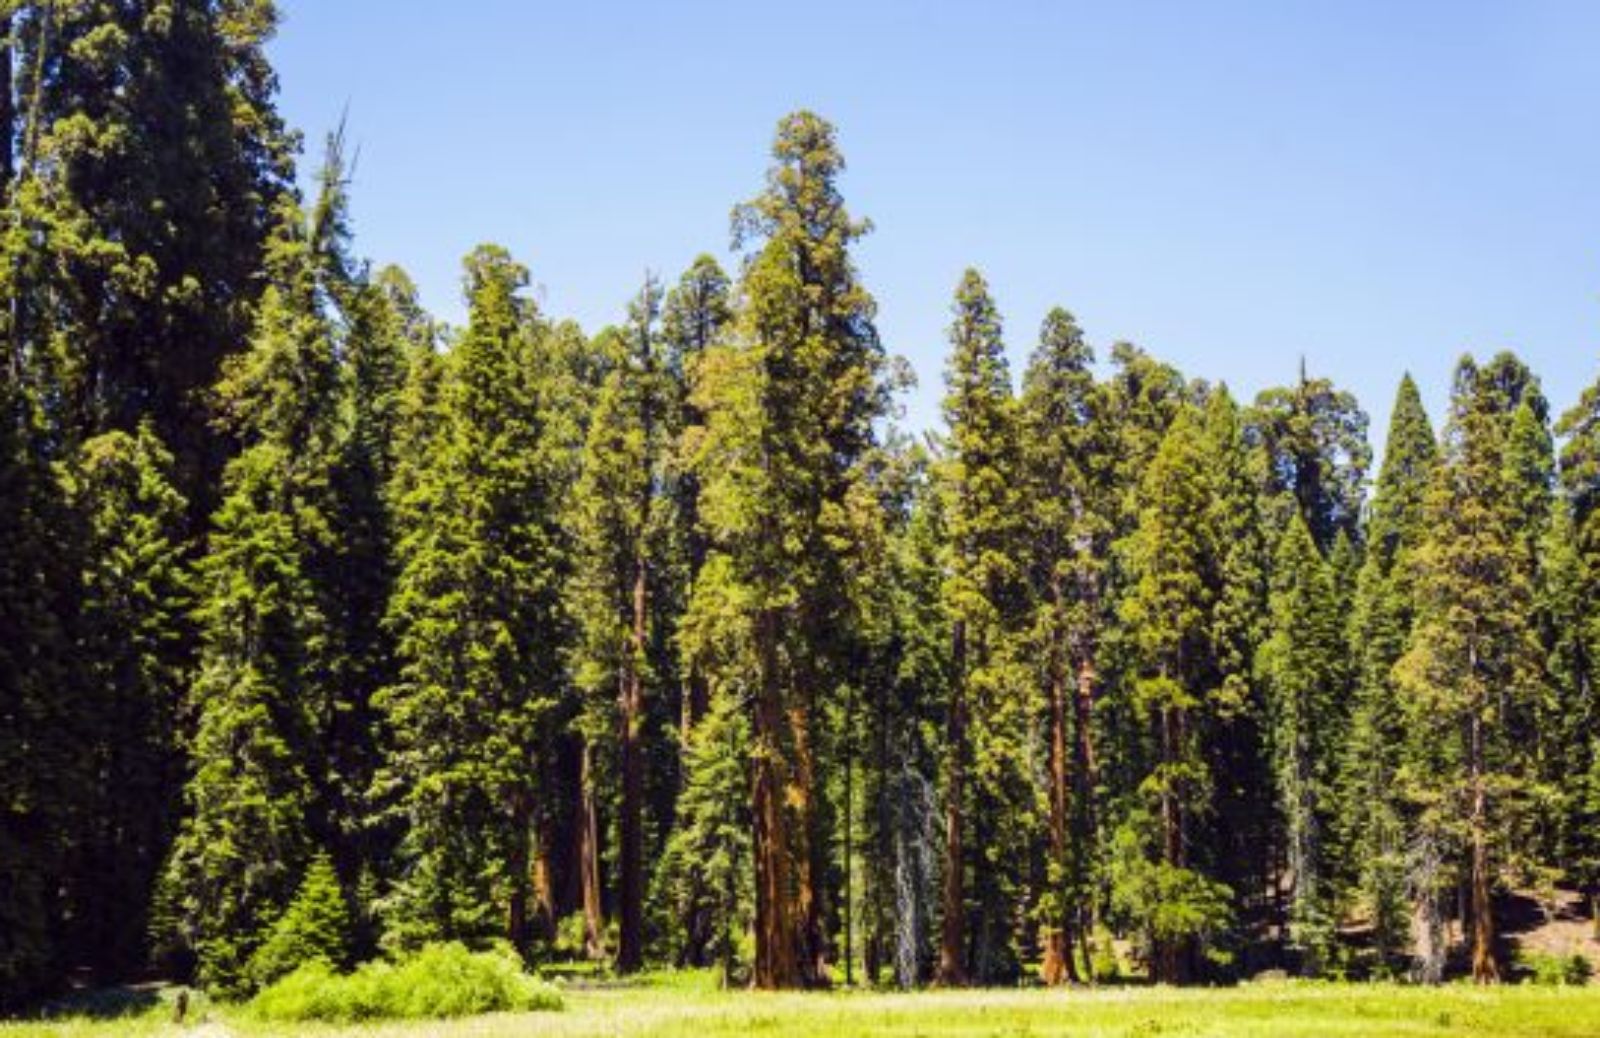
376, 245, 564, 954
1555, 360, 1600, 925
1248, 364, 1372, 552
656, 686, 752, 986
569, 277, 667, 972
1018, 306, 1105, 984
245, 853, 352, 989
685, 111, 887, 988
157, 185, 345, 994
62, 424, 192, 979
1257, 515, 1342, 974
931, 269, 1021, 984
4, 0, 294, 515
1114, 406, 1234, 982
1340, 375, 1436, 975
1396, 356, 1543, 984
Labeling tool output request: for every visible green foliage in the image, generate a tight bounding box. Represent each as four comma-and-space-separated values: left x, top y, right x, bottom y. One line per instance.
655, 687, 753, 984
1108, 810, 1235, 973
1257, 515, 1343, 974
1515, 950, 1594, 987
249, 943, 562, 1022
376, 245, 565, 952
245, 855, 354, 990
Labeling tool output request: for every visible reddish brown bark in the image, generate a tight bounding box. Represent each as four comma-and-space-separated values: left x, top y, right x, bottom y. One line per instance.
752, 610, 801, 988
1469, 715, 1499, 983
1041, 618, 1078, 985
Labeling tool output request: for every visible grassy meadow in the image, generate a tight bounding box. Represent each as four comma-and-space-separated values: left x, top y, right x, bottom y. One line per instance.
9, 975, 1600, 1038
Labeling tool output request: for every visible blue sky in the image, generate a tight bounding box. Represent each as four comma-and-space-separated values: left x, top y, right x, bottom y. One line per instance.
268, 1, 1600, 450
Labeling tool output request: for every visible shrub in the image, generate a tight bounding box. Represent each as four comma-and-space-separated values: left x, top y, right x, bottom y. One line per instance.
1516, 950, 1593, 986
249, 941, 563, 1021
245, 853, 352, 990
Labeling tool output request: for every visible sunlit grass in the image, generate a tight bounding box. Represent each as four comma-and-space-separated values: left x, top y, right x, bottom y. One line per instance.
8, 975, 1600, 1037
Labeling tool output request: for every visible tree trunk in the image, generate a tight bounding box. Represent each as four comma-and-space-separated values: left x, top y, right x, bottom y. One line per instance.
616, 553, 647, 973
507, 788, 532, 950
579, 740, 607, 960
936, 618, 969, 986
1469, 714, 1498, 983
791, 695, 825, 985
532, 801, 557, 943
752, 609, 801, 988
1041, 605, 1078, 985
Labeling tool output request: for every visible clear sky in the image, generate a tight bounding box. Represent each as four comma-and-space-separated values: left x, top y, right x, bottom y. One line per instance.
268, 1, 1600, 451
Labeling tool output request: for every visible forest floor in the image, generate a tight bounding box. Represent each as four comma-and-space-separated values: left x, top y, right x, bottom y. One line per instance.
9, 978, 1600, 1038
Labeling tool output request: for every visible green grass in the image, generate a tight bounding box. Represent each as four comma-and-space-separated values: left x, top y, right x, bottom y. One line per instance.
9, 977, 1600, 1037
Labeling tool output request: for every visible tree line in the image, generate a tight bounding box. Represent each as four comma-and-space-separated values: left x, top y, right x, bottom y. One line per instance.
4, 1, 1600, 1007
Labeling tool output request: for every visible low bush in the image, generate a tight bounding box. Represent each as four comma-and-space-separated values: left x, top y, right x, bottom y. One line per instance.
1515, 950, 1593, 986
249, 941, 563, 1021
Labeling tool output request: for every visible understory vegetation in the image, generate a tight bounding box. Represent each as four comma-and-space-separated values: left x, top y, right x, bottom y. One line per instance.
4, 0, 1600, 1014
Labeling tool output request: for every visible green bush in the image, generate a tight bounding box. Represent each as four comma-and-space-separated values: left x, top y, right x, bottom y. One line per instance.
1516, 950, 1593, 986
249, 941, 563, 1021
245, 853, 352, 990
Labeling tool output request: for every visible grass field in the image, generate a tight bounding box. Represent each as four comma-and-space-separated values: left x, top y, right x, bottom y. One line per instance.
9, 976, 1600, 1038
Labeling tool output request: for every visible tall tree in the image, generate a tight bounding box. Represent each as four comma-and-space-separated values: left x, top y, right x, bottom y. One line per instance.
569, 277, 667, 972
1396, 357, 1543, 984
1018, 306, 1105, 984
1248, 364, 1371, 552
1113, 406, 1234, 983
933, 269, 1022, 984
685, 111, 887, 988
1257, 515, 1342, 974
157, 185, 345, 994
376, 245, 564, 954
62, 424, 192, 979
1340, 374, 1437, 975
5, 0, 294, 513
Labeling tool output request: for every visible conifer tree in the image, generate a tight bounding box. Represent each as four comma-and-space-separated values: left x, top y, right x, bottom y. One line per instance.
4, 0, 294, 512
1396, 357, 1544, 984
1249, 366, 1372, 552
377, 245, 564, 953
1018, 306, 1105, 984
569, 277, 667, 972
1257, 515, 1342, 973
1556, 362, 1600, 923
158, 187, 345, 994
657, 686, 752, 986
63, 424, 192, 978
932, 269, 1022, 984
1113, 406, 1234, 982
685, 111, 886, 988
1339, 376, 1436, 974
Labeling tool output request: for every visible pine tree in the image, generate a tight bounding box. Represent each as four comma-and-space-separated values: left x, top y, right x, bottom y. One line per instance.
158, 187, 345, 994
1339, 375, 1436, 974
376, 245, 563, 953
4, 0, 294, 513
1113, 406, 1234, 982
245, 853, 353, 989
1396, 356, 1543, 984
657, 686, 752, 986
569, 277, 668, 972
1248, 365, 1372, 552
931, 269, 1023, 984
1257, 515, 1342, 974
62, 423, 192, 979
684, 111, 886, 988
1018, 306, 1105, 984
